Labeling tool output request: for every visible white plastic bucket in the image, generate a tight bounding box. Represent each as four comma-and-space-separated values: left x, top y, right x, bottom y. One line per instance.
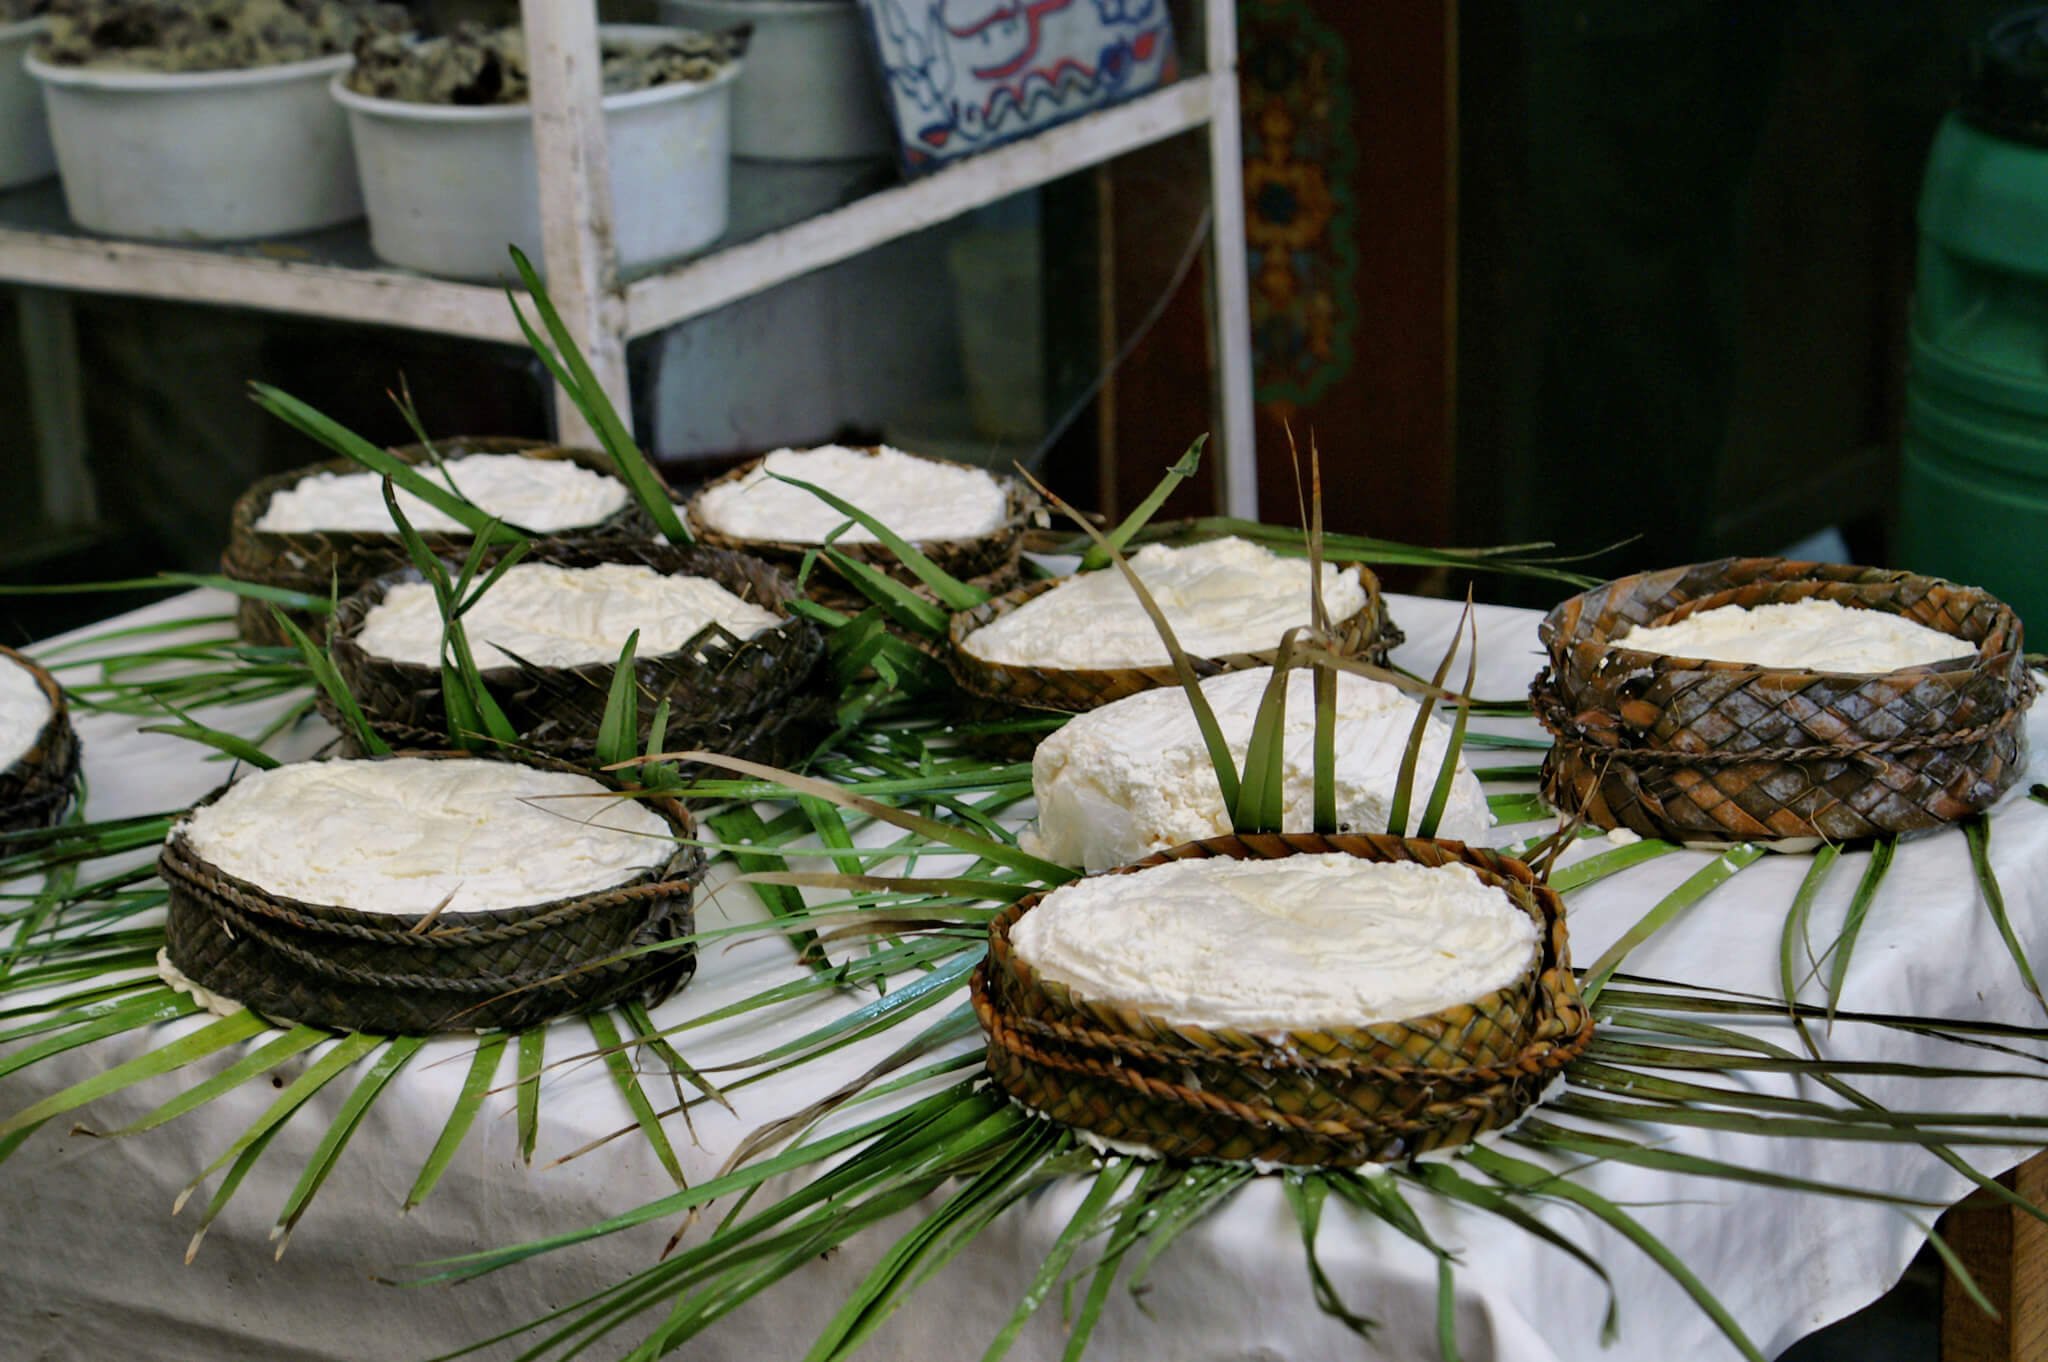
0, 19, 56, 189
332, 27, 739, 282
657, 0, 891, 161
26, 51, 360, 240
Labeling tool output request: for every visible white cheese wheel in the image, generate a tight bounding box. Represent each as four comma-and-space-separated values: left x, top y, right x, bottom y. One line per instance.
353, 562, 779, 669
694, 445, 1009, 545
178, 758, 674, 915
254, 453, 630, 535
961, 538, 1368, 670
1023, 667, 1491, 872
1011, 853, 1538, 1033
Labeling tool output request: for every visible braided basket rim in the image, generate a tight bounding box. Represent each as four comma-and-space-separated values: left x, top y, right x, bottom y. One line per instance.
160, 749, 699, 942
0, 645, 70, 785
0, 646, 81, 834
942, 556, 1399, 712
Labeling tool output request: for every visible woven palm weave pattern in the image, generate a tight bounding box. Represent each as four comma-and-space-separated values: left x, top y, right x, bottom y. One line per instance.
1532, 558, 2034, 843
972, 832, 1592, 1167
0, 647, 80, 837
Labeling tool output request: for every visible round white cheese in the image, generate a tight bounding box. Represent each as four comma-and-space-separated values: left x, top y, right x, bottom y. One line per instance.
178, 757, 674, 915
0, 652, 52, 771
1023, 667, 1491, 872
694, 444, 1009, 545
1615, 599, 1972, 673
1010, 853, 1538, 1033
352, 562, 780, 670
961, 538, 1369, 670
254, 453, 631, 535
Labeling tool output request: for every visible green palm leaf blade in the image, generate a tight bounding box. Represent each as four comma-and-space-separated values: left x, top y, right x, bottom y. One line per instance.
1410, 1160, 1620, 1343
271, 607, 390, 756
0, 982, 162, 1046
1966, 816, 2047, 1016
272, 1033, 426, 1253
1125, 1165, 1252, 1294
0, 1004, 257, 1143
588, 1011, 686, 1188
1229, 632, 1300, 835
1544, 837, 1677, 893
821, 548, 951, 638
1077, 433, 1207, 571
0, 989, 198, 1086
1825, 838, 1897, 1025
763, 472, 985, 611
1281, 1174, 1377, 1338
621, 997, 726, 1127
517, 1027, 546, 1166
1464, 1145, 1765, 1362
1581, 844, 1767, 1001
979, 1159, 1137, 1362
505, 246, 691, 545
595, 630, 644, 768
1387, 607, 1463, 836
407, 1031, 509, 1210
1778, 841, 1842, 1036
173, 1030, 383, 1216
1418, 599, 1479, 840
184, 1122, 284, 1264
1061, 1161, 1166, 1362
708, 807, 829, 973
112, 1022, 329, 1136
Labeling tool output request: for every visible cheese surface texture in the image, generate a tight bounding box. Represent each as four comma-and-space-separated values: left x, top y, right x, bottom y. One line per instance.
0, 653, 50, 771
1024, 667, 1491, 872
1616, 599, 1972, 673
179, 758, 673, 915
961, 538, 1367, 669
1010, 853, 1538, 1032
254, 453, 630, 535
354, 562, 780, 669
694, 445, 1009, 545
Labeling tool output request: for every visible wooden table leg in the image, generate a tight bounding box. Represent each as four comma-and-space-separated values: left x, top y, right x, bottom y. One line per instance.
1941, 1150, 2048, 1362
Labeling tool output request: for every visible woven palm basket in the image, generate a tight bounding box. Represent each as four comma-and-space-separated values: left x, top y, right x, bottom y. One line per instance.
683, 448, 1038, 607
160, 752, 702, 1033
1531, 558, 2036, 844
324, 545, 824, 762
944, 560, 1402, 715
972, 833, 1592, 1167
0, 648, 81, 837
222, 437, 657, 646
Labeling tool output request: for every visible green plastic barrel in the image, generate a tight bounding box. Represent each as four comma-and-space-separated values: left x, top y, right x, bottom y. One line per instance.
1900, 10, 2048, 634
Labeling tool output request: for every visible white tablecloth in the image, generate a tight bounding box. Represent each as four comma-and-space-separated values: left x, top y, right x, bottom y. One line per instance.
3, 590, 2044, 1362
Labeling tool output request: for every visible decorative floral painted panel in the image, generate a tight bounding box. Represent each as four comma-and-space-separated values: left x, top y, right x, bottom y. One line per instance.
856, 0, 1179, 173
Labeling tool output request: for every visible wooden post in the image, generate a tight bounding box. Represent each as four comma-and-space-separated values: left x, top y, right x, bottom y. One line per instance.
521, 0, 629, 448
1941, 1150, 2048, 1362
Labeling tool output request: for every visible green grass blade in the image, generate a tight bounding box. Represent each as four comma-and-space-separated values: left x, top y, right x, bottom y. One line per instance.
1078, 434, 1206, 570
765, 472, 986, 610
1061, 1162, 1164, 1362
1312, 657, 1337, 834
0, 1006, 261, 1140
506, 246, 690, 545
517, 1027, 545, 1165
822, 548, 952, 637
183, 1122, 283, 1263
1466, 1146, 1763, 1362
0, 989, 197, 1084
1388, 610, 1463, 835
113, 1022, 329, 1135
1419, 601, 1478, 839
1966, 816, 2046, 1016
272, 608, 391, 755
979, 1158, 1134, 1361
596, 630, 643, 768
1230, 633, 1299, 834
1778, 841, 1841, 1033
1825, 838, 1896, 1024
174, 1030, 383, 1214
249, 383, 524, 544
1282, 1175, 1377, 1337
1413, 1160, 1620, 1343
1546, 838, 1678, 893
1582, 844, 1766, 1001
407, 1032, 509, 1210
589, 1011, 686, 1188
272, 1034, 424, 1251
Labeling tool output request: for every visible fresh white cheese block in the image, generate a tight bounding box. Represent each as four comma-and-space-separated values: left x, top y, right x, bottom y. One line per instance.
960, 538, 1368, 669
178, 758, 673, 915
254, 453, 631, 535
0, 653, 51, 771
354, 562, 780, 670
1615, 599, 1972, 673
694, 444, 1009, 545
1010, 853, 1538, 1032
1023, 667, 1491, 872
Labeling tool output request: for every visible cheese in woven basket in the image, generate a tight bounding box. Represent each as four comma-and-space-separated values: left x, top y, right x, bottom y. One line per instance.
324, 547, 826, 762
946, 537, 1401, 715
0, 647, 80, 836
1533, 558, 2037, 844
159, 754, 701, 1033
221, 438, 652, 646
972, 835, 1593, 1166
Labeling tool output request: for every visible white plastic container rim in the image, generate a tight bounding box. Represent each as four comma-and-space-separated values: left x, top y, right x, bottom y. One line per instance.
25, 47, 353, 92
327, 28, 741, 124
0, 15, 44, 44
